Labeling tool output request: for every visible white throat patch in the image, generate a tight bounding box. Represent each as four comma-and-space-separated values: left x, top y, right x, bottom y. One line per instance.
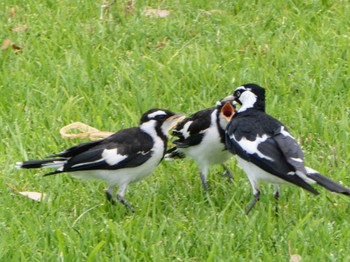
140, 120, 157, 138
239, 91, 257, 112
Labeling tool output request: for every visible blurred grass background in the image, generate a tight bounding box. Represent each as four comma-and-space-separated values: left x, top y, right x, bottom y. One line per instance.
1, 0, 349, 260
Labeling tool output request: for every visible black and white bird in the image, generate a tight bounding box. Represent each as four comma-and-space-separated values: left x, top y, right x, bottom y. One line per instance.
16, 109, 184, 211
165, 101, 236, 190
222, 83, 350, 214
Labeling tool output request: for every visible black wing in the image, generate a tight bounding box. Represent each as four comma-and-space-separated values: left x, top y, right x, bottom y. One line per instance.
226, 112, 319, 194
49, 127, 154, 174
172, 107, 214, 148
272, 126, 307, 174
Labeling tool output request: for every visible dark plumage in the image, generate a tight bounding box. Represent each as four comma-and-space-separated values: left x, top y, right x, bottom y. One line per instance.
222, 83, 350, 214
165, 101, 236, 189
16, 109, 184, 211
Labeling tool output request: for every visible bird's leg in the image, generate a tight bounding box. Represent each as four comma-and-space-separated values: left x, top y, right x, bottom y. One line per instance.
117, 184, 135, 212
246, 190, 260, 215
245, 177, 260, 215
200, 169, 209, 190
221, 164, 234, 181
105, 185, 116, 205
273, 185, 280, 215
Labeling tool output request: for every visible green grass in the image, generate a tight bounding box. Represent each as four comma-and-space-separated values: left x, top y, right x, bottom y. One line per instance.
1, 0, 350, 260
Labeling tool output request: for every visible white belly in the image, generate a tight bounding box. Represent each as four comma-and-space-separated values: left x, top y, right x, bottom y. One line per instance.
181, 126, 232, 167
236, 156, 287, 185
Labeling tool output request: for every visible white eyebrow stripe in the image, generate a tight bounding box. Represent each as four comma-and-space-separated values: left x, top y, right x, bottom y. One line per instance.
148, 110, 166, 118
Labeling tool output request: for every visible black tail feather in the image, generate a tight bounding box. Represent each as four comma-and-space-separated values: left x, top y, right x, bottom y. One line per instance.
307, 172, 350, 195
16, 158, 66, 169
43, 170, 62, 176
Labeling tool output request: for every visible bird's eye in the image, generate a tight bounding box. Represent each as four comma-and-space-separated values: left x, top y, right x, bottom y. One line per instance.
236, 91, 241, 97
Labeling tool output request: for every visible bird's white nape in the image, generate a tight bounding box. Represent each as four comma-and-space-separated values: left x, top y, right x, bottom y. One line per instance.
140, 119, 158, 138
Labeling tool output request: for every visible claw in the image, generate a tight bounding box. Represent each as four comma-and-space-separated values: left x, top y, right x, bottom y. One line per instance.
117, 194, 135, 213
221, 164, 234, 181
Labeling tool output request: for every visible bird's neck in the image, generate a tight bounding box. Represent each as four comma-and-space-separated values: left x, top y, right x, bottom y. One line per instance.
239, 102, 265, 112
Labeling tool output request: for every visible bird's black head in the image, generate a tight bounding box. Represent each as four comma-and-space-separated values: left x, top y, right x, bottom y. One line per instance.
140, 108, 185, 137
232, 83, 265, 112
140, 109, 174, 124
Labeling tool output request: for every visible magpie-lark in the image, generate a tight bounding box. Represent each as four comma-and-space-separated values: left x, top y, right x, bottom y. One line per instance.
222, 83, 350, 214
16, 109, 184, 211
165, 101, 236, 190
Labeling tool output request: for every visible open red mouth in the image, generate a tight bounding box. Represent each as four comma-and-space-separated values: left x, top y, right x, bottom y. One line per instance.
221, 102, 235, 120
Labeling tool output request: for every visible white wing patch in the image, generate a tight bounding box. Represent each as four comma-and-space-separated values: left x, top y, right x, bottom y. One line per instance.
305, 166, 319, 174
181, 121, 193, 139
231, 134, 273, 161
102, 148, 128, 166
42, 160, 67, 169
290, 157, 303, 163
137, 150, 150, 155
280, 126, 295, 139
71, 159, 104, 168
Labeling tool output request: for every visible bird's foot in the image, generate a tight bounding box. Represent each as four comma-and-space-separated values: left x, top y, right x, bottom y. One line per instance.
274, 190, 280, 216
221, 165, 234, 182
221, 170, 234, 182
200, 172, 209, 191
117, 194, 135, 213
202, 180, 209, 191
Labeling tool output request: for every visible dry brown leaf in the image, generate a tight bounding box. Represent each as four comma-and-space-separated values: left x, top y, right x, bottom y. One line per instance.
202, 9, 225, 15
19, 191, 46, 202
100, 0, 116, 20
1, 38, 12, 50
1, 38, 22, 52
289, 240, 302, 262
101, 0, 116, 9
11, 24, 27, 32
60, 122, 113, 140
10, 7, 16, 17
290, 254, 302, 262
11, 43, 22, 52
123, 0, 135, 16
143, 8, 170, 18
